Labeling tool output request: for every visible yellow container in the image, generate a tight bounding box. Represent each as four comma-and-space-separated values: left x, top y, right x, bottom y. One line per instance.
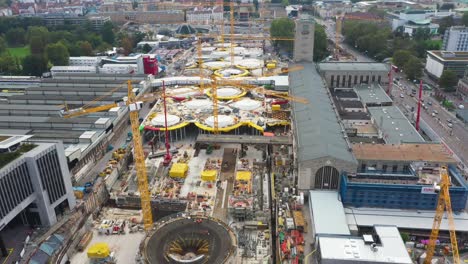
266, 63, 276, 69
169, 163, 189, 178
87, 243, 110, 259
201, 170, 217, 181
272, 104, 281, 111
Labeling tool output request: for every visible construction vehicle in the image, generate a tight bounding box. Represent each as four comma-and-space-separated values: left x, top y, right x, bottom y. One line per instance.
98, 220, 115, 235
87, 243, 116, 264
424, 166, 460, 264
112, 219, 126, 235
126, 132, 133, 143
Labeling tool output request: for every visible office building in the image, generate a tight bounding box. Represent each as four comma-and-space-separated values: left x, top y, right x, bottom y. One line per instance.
443, 26, 468, 52
425, 50, 468, 79
0, 135, 76, 254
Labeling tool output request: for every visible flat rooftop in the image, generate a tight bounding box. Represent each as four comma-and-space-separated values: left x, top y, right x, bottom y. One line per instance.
345, 207, 468, 232
318, 226, 412, 263
368, 106, 424, 144
309, 191, 350, 236
427, 50, 468, 61
352, 143, 456, 163
354, 84, 393, 105
333, 90, 359, 99
318, 62, 389, 72
0, 134, 33, 149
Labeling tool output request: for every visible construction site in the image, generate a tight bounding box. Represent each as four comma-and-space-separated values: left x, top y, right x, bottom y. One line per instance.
57, 12, 311, 264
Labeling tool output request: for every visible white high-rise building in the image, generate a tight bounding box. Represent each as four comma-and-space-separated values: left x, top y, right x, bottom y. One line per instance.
443, 26, 468, 52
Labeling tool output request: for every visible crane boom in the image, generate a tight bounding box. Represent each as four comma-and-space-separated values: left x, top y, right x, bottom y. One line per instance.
424, 166, 460, 264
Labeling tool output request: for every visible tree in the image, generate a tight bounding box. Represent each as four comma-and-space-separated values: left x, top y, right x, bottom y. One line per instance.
413, 28, 430, 41
403, 56, 422, 80
400, 233, 410, 243
29, 36, 46, 54
438, 16, 454, 35
87, 34, 103, 48
463, 12, 468, 27
46, 42, 69, 66
5, 28, 26, 46
0, 37, 6, 54
392, 50, 412, 68
142, 43, 152, 53
281, 0, 289, 6
132, 31, 147, 46
22, 54, 48, 76
79, 41, 93, 56
101, 21, 115, 45
314, 24, 329, 62
270, 18, 295, 52
0, 54, 20, 74
121, 37, 133, 55
26, 26, 49, 45
439, 70, 458, 92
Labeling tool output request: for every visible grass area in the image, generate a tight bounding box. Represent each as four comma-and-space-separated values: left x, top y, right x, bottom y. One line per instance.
7, 46, 30, 59
0, 143, 37, 169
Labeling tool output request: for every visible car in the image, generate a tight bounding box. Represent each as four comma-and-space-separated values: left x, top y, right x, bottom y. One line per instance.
432, 113, 436, 117
433, 110, 438, 114
447, 119, 452, 123
448, 123, 453, 128
427, 101, 432, 106
400, 94, 404, 98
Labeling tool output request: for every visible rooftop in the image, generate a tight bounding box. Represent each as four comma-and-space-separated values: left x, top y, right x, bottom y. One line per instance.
336, 100, 364, 109
318, 62, 389, 72
339, 111, 371, 120
291, 63, 356, 164
309, 190, 350, 236
368, 106, 424, 144
0, 134, 33, 149
352, 143, 456, 163
345, 207, 468, 232
318, 226, 412, 263
427, 50, 468, 61
333, 90, 358, 99
354, 84, 393, 106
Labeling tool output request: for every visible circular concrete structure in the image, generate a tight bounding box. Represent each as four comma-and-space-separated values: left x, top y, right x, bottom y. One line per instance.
236, 58, 263, 70
167, 87, 201, 98
143, 216, 235, 264
205, 115, 235, 128
185, 99, 212, 110
206, 86, 246, 100
203, 61, 231, 70
214, 67, 249, 78
230, 98, 262, 111
151, 114, 181, 127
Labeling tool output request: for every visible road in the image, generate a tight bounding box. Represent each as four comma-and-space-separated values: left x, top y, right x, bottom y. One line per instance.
76, 102, 154, 186
391, 76, 468, 168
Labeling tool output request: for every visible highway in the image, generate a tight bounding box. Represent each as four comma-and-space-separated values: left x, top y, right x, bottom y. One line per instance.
391, 76, 468, 169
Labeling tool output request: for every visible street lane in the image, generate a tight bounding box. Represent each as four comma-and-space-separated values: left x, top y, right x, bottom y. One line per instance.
391, 78, 468, 168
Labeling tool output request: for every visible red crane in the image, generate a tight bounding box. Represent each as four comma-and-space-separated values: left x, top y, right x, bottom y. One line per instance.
162, 81, 172, 166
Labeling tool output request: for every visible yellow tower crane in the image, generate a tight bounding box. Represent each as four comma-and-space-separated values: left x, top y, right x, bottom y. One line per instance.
424, 166, 460, 264
64, 81, 159, 231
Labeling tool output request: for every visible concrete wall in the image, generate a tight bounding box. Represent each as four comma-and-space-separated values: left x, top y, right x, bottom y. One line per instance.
298, 156, 357, 191
322, 70, 389, 88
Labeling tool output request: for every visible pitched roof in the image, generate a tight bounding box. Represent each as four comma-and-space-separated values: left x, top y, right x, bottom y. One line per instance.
290, 63, 356, 163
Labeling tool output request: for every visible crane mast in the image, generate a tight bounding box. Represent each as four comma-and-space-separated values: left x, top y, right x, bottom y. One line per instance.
424, 166, 460, 264
126, 80, 153, 230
